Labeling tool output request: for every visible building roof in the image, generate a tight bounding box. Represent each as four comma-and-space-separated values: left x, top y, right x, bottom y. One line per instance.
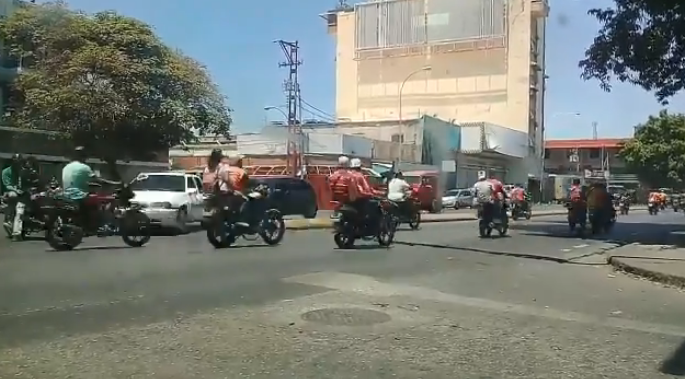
545, 138, 629, 149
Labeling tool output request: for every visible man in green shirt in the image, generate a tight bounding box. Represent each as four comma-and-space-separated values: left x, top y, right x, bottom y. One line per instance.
62, 147, 120, 230
2, 154, 25, 240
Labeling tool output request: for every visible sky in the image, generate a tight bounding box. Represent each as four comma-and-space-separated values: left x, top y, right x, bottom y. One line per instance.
60, 0, 685, 140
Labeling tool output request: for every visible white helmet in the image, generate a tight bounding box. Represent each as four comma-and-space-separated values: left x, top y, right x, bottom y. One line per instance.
349, 158, 362, 168
477, 172, 487, 180
338, 155, 349, 167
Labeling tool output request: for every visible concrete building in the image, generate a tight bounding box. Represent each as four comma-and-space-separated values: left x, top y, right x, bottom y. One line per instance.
322, 0, 549, 183
544, 138, 638, 184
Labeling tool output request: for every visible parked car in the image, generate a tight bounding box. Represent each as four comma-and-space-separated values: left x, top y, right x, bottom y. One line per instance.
130, 172, 205, 234
257, 177, 318, 218
442, 188, 475, 210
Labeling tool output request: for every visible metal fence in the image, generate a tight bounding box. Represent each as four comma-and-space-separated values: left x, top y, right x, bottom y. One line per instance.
355, 0, 506, 51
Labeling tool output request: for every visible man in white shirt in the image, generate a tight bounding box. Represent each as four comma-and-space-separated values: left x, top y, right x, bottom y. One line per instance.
387, 172, 411, 202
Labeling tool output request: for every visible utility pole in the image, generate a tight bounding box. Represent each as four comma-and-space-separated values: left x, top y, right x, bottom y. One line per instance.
276, 40, 302, 176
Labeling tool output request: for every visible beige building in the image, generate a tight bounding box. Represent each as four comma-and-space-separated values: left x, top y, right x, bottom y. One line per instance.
323, 0, 549, 182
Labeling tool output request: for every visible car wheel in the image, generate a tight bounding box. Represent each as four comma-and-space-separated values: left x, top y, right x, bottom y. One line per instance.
175, 208, 190, 235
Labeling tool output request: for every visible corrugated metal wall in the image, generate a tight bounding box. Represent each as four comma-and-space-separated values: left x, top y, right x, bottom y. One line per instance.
355, 0, 506, 50
355, 0, 426, 50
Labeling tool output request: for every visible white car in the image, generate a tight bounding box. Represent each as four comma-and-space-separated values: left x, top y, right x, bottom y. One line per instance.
130, 172, 205, 234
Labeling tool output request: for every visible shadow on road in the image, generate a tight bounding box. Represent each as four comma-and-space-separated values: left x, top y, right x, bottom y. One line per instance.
509, 217, 685, 247
661, 339, 685, 376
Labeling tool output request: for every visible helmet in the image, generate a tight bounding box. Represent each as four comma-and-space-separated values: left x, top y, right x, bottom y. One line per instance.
349, 158, 362, 168
11, 153, 22, 162
338, 155, 349, 167
477, 172, 487, 180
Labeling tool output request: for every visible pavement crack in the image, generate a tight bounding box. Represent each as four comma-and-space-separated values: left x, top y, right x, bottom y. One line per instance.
395, 241, 569, 263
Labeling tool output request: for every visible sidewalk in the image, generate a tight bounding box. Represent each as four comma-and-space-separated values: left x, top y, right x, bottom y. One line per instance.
608, 244, 685, 287
285, 208, 568, 230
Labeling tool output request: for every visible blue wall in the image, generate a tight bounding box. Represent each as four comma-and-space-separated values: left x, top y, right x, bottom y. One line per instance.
421, 116, 461, 190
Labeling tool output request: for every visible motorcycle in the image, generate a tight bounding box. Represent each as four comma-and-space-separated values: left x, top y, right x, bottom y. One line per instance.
619, 199, 629, 215
205, 185, 285, 248
392, 188, 421, 230
648, 201, 659, 215
565, 201, 586, 235
44, 178, 152, 251
332, 198, 397, 248
478, 201, 509, 237
510, 201, 531, 221
2, 188, 54, 239
589, 208, 614, 235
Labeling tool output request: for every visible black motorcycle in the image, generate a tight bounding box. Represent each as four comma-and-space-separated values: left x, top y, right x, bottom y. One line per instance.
392, 196, 421, 230
619, 198, 629, 215
44, 178, 151, 251
510, 201, 531, 221
648, 200, 659, 215
478, 202, 508, 237
205, 185, 285, 248
332, 198, 397, 248
566, 201, 587, 235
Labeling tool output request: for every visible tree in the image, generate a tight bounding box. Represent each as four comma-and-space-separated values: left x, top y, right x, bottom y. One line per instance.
0, 1, 231, 160
579, 0, 685, 103
620, 110, 685, 188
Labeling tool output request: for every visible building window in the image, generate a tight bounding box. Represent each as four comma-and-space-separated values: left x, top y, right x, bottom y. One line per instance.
544, 149, 550, 159
391, 134, 404, 143
589, 148, 600, 158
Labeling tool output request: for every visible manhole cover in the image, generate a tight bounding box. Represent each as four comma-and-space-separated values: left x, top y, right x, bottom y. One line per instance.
301, 308, 391, 326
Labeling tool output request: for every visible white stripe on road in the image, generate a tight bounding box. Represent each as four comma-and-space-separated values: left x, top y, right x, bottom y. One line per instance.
284, 272, 685, 337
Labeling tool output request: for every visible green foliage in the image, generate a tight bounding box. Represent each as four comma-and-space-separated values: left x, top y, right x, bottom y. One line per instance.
0, 1, 231, 160
620, 110, 685, 188
579, 0, 685, 104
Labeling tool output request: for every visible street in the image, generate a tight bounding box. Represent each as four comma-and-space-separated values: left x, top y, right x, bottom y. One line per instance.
1, 210, 685, 378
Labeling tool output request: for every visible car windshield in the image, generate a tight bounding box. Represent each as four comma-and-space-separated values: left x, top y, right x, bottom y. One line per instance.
131, 175, 185, 192
444, 190, 460, 197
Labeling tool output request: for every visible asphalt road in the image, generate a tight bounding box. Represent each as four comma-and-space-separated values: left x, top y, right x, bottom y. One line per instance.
2, 210, 685, 378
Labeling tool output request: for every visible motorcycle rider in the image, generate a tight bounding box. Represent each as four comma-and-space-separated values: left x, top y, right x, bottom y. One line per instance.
566, 178, 586, 223
387, 171, 413, 217
648, 190, 660, 209
329, 155, 357, 206
348, 158, 382, 225
510, 183, 527, 215
587, 182, 613, 229
225, 153, 251, 227
203, 148, 231, 212
474, 172, 505, 223
2, 154, 25, 240
62, 146, 121, 230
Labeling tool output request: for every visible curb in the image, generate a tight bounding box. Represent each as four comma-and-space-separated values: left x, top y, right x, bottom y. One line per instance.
608, 255, 685, 288
285, 210, 568, 230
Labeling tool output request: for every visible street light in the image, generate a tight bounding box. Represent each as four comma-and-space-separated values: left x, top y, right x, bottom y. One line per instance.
398, 66, 431, 164
264, 106, 289, 120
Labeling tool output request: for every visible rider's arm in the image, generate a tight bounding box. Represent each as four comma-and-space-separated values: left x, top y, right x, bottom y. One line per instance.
355, 174, 375, 197
1, 167, 18, 192
87, 166, 121, 186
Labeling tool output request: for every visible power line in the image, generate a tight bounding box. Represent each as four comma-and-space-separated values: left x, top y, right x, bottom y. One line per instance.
300, 98, 335, 119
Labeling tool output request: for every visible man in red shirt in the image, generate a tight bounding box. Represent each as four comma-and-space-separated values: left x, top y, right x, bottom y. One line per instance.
329, 155, 356, 203
348, 158, 381, 223
510, 183, 526, 214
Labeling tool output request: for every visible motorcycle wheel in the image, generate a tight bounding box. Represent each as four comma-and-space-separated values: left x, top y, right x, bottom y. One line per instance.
45, 215, 81, 251
334, 232, 355, 249
377, 212, 397, 247
569, 221, 576, 232
498, 221, 508, 236
120, 210, 151, 247
259, 209, 285, 246
408, 211, 421, 230
511, 213, 519, 221
525, 211, 531, 220
206, 212, 235, 248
